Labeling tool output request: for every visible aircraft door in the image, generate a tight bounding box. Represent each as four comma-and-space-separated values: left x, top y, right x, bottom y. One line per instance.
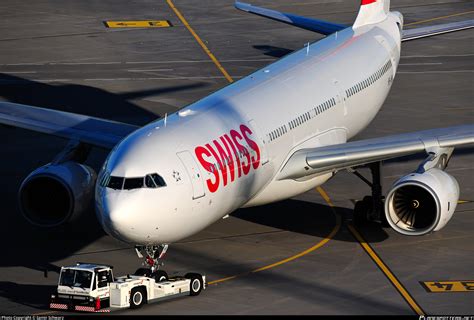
177, 151, 205, 200
333, 79, 347, 116
248, 119, 269, 165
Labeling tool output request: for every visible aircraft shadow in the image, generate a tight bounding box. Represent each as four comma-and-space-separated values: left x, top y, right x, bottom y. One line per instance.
0, 282, 56, 311
232, 199, 389, 244
0, 73, 207, 125
0, 73, 206, 272
253, 45, 293, 58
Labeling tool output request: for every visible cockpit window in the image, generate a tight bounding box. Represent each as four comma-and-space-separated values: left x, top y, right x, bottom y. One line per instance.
104, 173, 166, 190
151, 173, 166, 187
145, 175, 157, 188
107, 176, 124, 190
123, 177, 144, 190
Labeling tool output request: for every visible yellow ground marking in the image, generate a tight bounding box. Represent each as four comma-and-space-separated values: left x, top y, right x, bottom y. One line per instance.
421, 280, 474, 293
458, 200, 472, 204
104, 20, 171, 28
167, 0, 340, 286
405, 10, 474, 27
316, 187, 425, 315
33, 5, 472, 316
166, 0, 234, 83
347, 224, 425, 315
208, 206, 341, 285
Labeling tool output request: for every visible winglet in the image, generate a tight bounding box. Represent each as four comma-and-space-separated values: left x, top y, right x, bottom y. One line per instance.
353, 0, 390, 29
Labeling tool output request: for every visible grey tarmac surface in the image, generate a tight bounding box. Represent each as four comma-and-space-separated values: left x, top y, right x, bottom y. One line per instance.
0, 0, 473, 315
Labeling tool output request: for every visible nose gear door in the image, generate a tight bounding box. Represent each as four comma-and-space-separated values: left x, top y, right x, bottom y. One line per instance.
177, 151, 205, 199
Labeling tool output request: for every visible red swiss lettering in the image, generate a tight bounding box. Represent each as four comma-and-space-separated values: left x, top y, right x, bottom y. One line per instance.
195, 146, 219, 193
240, 124, 260, 170
223, 134, 241, 178
230, 129, 250, 175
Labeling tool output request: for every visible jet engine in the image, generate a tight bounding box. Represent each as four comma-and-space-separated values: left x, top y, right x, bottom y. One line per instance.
19, 161, 97, 227
385, 168, 459, 236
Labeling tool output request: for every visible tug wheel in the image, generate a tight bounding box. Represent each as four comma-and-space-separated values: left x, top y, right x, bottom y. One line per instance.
134, 268, 152, 277
185, 273, 203, 296
153, 270, 169, 282
130, 287, 146, 309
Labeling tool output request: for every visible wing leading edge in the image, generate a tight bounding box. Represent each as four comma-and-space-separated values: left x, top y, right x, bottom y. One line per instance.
0, 102, 138, 149
235, 1, 347, 35
402, 19, 474, 42
235, 1, 473, 41
278, 125, 474, 180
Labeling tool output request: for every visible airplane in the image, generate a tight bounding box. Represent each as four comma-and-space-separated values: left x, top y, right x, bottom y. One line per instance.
1, 0, 473, 277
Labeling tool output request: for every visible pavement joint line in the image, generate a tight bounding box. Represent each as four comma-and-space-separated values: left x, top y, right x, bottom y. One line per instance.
208, 207, 341, 285
405, 10, 474, 27
316, 188, 426, 315
166, 0, 234, 83
398, 70, 474, 74
347, 224, 426, 316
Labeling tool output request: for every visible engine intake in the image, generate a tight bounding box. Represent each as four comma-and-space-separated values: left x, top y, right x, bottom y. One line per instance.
19, 161, 96, 227
385, 168, 459, 236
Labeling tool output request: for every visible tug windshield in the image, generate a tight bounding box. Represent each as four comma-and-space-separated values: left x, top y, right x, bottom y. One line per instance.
59, 269, 93, 289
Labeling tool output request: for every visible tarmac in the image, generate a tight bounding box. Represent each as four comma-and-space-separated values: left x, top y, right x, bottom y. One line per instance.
0, 0, 473, 315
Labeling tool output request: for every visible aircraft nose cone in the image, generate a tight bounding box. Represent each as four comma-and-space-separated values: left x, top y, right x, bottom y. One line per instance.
97, 191, 139, 243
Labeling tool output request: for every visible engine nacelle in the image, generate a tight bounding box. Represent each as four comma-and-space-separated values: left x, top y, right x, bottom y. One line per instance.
19, 161, 97, 227
385, 168, 459, 236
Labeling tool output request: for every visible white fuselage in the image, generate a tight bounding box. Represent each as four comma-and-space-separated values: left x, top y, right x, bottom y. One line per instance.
95, 13, 402, 245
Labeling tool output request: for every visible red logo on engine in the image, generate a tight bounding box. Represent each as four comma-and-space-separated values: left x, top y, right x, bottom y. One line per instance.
195, 124, 261, 193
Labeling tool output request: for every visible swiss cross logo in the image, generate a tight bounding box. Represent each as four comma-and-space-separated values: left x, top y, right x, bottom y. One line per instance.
195, 124, 261, 193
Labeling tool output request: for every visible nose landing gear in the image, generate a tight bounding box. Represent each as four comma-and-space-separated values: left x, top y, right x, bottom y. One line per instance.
134, 244, 169, 282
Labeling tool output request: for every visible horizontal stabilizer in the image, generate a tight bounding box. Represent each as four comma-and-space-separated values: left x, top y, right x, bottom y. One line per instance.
235, 1, 346, 35
402, 19, 474, 42
0, 102, 138, 149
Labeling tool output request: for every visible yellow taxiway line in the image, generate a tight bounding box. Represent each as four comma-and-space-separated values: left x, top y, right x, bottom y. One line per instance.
166, 0, 234, 83
167, 0, 342, 285
33, 4, 472, 316
316, 188, 426, 315
347, 224, 426, 315
208, 196, 341, 285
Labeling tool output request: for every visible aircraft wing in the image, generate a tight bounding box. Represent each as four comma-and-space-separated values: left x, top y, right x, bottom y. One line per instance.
277, 125, 474, 180
235, 1, 347, 35
402, 19, 474, 42
0, 102, 138, 149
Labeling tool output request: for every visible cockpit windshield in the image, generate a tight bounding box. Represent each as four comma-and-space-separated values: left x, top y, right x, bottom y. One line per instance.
59, 269, 93, 289
123, 177, 143, 190
100, 173, 166, 190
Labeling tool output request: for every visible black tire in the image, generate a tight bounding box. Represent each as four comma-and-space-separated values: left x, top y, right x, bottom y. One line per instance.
185, 273, 203, 296
153, 270, 168, 282
134, 268, 152, 277
380, 210, 390, 228
130, 287, 146, 309
353, 200, 368, 226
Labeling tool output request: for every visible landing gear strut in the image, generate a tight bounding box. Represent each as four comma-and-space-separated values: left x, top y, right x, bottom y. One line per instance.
134, 244, 169, 282
352, 162, 388, 226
